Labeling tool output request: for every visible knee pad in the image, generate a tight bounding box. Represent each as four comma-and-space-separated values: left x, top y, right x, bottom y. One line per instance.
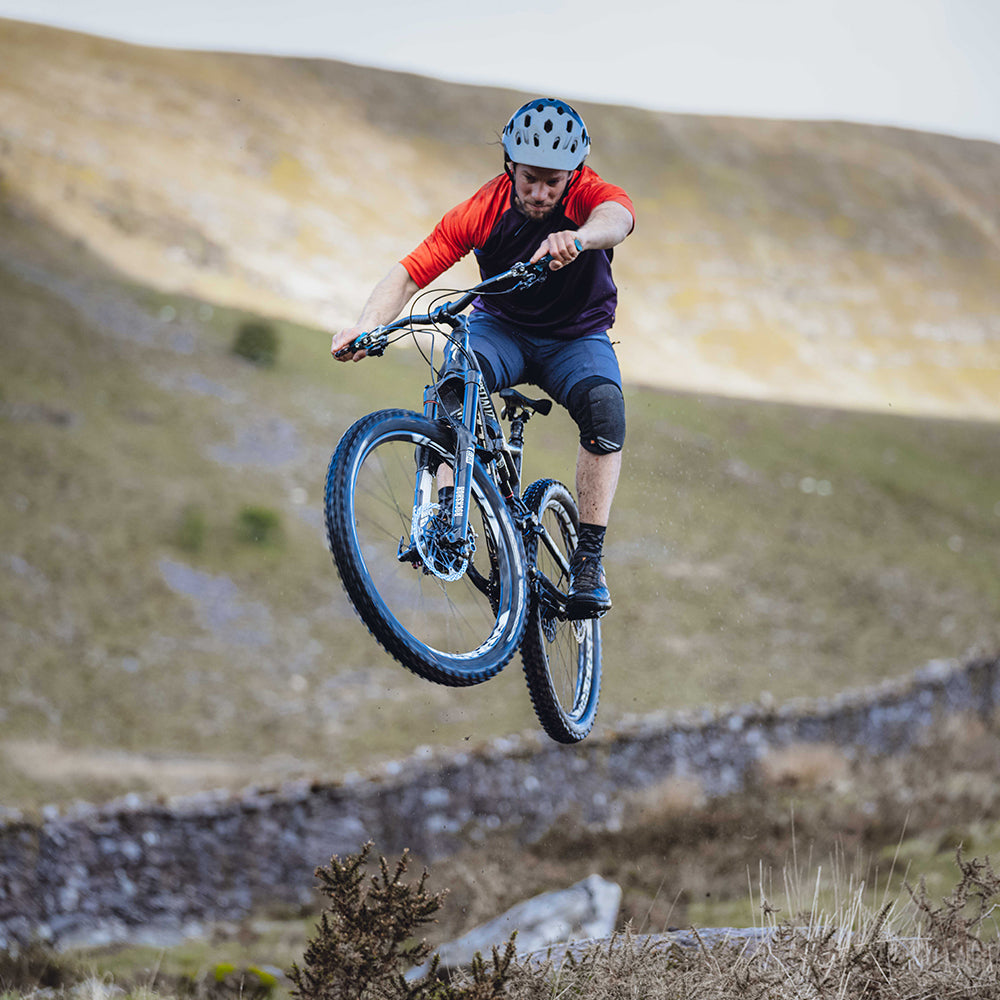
567, 377, 626, 455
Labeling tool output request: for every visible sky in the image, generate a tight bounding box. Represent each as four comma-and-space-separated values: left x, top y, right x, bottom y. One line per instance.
2, 0, 999, 144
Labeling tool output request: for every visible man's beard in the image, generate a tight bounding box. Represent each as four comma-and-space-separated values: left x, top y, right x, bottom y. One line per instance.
514, 194, 556, 219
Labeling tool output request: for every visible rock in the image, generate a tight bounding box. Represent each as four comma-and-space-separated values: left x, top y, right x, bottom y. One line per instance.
408, 873, 621, 980
525, 926, 776, 969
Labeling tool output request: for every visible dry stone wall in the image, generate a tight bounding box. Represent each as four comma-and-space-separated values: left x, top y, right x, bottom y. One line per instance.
1, 655, 997, 951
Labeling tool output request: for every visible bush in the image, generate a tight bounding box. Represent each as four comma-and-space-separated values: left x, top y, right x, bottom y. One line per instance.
175, 503, 207, 552
288, 842, 517, 1000
0, 941, 82, 993
237, 505, 282, 546
232, 320, 279, 367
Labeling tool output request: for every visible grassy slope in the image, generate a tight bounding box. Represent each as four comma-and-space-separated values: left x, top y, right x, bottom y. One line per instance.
1, 17, 999, 419
1, 199, 998, 809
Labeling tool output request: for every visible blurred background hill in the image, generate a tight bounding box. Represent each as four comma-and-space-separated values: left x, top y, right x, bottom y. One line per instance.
2, 17, 999, 417
1, 17, 998, 810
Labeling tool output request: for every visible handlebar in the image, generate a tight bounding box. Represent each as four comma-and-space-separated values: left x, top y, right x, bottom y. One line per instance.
337, 242, 582, 358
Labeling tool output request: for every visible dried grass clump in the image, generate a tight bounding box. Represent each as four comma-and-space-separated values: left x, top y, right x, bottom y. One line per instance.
758, 742, 851, 792
284, 843, 999, 1000
491, 850, 1000, 999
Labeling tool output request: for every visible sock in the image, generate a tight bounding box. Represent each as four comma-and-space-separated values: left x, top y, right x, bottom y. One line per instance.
576, 522, 606, 559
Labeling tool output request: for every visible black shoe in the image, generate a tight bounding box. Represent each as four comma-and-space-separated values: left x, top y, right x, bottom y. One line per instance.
565, 550, 612, 619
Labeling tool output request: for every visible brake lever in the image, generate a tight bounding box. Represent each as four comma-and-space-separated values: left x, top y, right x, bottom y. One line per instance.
508, 254, 555, 290
335, 326, 389, 358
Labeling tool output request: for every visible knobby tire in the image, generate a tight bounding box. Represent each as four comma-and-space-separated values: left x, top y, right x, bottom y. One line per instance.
325, 409, 528, 686
520, 478, 602, 742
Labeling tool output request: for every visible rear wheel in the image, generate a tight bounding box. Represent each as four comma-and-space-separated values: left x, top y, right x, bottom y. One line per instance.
325, 409, 528, 686
520, 479, 601, 742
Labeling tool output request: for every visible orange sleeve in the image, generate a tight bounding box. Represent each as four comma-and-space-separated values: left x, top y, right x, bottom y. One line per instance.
401, 175, 511, 288
563, 166, 635, 230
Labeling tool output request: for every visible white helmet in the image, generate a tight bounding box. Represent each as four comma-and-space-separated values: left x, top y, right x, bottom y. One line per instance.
502, 98, 591, 171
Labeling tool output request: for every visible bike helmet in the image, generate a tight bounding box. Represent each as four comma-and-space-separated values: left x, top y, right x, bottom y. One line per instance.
502, 98, 591, 171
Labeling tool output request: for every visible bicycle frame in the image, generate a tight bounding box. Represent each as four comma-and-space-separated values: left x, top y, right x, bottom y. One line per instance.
329, 249, 602, 740
346, 257, 572, 612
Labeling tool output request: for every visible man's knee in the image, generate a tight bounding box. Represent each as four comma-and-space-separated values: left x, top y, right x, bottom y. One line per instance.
567, 377, 626, 455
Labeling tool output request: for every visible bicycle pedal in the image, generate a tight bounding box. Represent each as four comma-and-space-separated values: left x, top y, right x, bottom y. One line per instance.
565, 601, 611, 622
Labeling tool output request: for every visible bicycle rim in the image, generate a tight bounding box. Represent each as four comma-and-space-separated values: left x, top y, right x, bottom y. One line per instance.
325, 410, 528, 686
520, 479, 601, 742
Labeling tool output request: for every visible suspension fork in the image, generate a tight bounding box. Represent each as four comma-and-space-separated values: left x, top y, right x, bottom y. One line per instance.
415, 363, 477, 546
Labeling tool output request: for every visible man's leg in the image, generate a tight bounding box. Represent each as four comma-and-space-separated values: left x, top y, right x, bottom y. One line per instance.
534, 329, 626, 618
564, 445, 621, 618
575, 446, 622, 527
562, 380, 626, 619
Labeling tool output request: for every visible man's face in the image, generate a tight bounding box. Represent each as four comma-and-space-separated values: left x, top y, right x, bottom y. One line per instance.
511, 163, 572, 219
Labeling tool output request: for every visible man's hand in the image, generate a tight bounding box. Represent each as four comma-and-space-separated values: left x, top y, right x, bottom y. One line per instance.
529, 202, 633, 271
330, 325, 368, 362
530, 231, 583, 271
331, 263, 419, 363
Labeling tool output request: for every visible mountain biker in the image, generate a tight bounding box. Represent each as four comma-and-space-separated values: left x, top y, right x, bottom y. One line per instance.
330, 97, 634, 619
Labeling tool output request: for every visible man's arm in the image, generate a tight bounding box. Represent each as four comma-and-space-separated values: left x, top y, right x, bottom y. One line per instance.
331, 263, 419, 362
531, 201, 635, 270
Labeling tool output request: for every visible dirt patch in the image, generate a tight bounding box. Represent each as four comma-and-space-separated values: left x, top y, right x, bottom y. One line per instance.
0, 740, 310, 801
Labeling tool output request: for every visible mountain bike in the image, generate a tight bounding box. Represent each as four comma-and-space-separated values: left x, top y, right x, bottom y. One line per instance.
324, 256, 602, 743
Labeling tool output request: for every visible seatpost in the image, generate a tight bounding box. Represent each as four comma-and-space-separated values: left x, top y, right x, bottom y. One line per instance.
506, 413, 525, 489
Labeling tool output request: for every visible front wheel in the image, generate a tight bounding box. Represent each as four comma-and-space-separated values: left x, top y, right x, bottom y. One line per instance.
520, 479, 601, 742
325, 409, 529, 686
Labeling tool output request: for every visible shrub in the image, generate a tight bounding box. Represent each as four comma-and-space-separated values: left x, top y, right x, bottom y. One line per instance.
288, 842, 517, 1000
175, 503, 207, 552
237, 505, 281, 546
906, 850, 1000, 958
232, 320, 279, 367
0, 941, 82, 993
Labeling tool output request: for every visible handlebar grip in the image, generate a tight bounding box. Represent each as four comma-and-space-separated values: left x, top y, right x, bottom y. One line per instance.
535, 238, 584, 269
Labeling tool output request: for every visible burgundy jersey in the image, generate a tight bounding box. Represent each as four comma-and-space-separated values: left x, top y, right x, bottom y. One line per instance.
401, 167, 634, 340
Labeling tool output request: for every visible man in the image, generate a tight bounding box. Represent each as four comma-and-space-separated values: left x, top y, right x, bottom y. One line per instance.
331, 98, 634, 619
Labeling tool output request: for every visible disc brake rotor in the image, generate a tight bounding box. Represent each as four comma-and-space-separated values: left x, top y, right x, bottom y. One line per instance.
412, 502, 476, 582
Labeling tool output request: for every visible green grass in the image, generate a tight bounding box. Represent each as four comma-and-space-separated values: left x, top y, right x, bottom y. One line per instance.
1, 202, 998, 809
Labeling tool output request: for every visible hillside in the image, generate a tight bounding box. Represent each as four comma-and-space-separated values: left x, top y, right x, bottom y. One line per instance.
1, 182, 998, 810
1, 17, 999, 418
1, 17, 999, 811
